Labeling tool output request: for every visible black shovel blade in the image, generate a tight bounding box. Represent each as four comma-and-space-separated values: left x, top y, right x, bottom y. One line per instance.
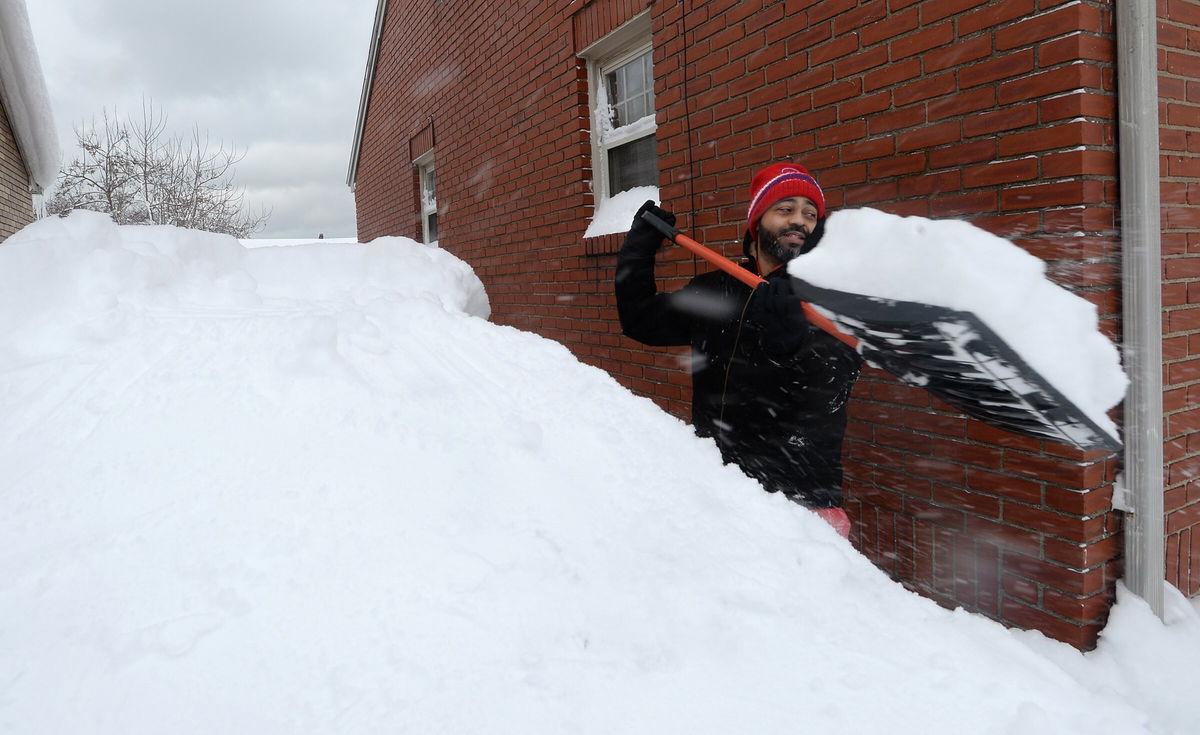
791, 278, 1122, 453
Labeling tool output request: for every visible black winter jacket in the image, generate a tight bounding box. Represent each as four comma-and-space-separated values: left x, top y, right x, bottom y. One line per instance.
615, 242, 862, 508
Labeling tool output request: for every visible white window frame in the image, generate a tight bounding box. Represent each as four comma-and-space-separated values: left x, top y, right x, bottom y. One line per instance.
581, 12, 657, 205
414, 150, 437, 244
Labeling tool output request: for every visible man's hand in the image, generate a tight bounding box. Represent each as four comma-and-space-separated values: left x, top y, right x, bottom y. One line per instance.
747, 273, 803, 326
745, 273, 810, 352
622, 201, 676, 258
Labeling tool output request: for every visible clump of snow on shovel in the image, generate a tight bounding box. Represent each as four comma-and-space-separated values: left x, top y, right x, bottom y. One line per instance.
790, 207, 1127, 440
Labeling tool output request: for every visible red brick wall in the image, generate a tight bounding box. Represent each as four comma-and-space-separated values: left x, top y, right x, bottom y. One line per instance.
355, 0, 643, 397
354, 0, 1198, 647
653, 0, 1125, 649
1161, 0, 1200, 598
0, 101, 35, 241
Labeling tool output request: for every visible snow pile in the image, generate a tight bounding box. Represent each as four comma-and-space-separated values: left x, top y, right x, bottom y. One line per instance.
0, 212, 1194, 733
1, 211, 488, 362
1018, 583, 1200, 735
239, 236, 357, 248
793, 208, 1127, 438
582, 185, 658, 238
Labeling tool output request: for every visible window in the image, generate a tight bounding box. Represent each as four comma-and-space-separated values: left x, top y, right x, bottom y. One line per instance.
583, 13, 658, 205
415, 152, 437, 244
600, 48, 657, 195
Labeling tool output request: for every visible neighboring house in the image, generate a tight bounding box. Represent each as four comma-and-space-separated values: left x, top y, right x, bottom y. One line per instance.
349, 0, 1200, 649
0, 0, 59, 240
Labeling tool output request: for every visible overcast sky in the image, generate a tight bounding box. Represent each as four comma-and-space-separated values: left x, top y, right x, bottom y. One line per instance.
25, 0, 378, 239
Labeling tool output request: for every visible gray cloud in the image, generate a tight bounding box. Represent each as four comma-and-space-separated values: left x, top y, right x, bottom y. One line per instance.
25, 0, 377, 238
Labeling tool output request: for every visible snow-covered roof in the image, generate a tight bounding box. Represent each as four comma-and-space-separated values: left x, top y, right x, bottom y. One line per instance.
346, 0, 389, 189
0, 0, 60, 193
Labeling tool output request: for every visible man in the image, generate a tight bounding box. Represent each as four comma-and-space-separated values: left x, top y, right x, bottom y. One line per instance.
614, 163, 862, 536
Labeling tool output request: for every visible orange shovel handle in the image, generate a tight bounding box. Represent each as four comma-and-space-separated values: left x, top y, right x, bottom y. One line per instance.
641, 212, 858, 349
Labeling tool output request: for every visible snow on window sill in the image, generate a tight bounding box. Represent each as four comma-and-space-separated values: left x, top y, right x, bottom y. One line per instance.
582, 185, 659, 240
600, 113, 656, 149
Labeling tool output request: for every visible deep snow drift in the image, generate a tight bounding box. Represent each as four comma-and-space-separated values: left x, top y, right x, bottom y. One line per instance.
0, 211, 1195, 734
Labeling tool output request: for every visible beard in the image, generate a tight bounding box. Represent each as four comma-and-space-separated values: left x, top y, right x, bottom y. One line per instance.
757, 224, 811, 264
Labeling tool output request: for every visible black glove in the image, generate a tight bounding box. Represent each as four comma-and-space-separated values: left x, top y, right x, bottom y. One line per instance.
621, 200, 676, 258
745, 272, 810, 353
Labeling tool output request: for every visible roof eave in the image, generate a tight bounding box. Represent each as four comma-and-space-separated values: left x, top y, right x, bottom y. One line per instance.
0, 0, 61, 192
346, 0, 390, 190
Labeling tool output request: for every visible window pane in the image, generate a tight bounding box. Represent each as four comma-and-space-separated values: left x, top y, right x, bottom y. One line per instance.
607, 50, 653, 127
605, 73, 619, 127
420, 165, 436, 213
623, 62, 643, 102
626, 91, 645, 125
426, 213, 438, 243
608, 135, 658, 194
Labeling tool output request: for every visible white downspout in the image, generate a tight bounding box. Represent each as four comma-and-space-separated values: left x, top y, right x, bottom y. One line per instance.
1117, 0, 1165, 618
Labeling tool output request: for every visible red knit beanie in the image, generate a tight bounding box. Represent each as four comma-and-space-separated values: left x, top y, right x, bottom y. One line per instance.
744, 163, 826, 243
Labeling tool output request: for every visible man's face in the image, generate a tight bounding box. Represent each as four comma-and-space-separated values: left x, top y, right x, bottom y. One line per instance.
757, 196, 820, 265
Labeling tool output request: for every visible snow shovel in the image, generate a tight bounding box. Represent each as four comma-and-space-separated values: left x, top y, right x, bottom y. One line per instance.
640, 211, 1122, 453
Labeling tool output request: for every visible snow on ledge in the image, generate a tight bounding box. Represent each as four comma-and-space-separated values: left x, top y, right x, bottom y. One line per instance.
0, 0, 61, 192
583, 186, 659, 239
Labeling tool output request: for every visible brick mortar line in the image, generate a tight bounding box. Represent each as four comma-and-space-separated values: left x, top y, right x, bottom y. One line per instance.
1163, 363, 1200, 377
1003, 543, 1123, 578
851, 458, 1114, 504
851, 393, 1111, 450
849, 439, 1109, 474
1160, 328, 1200, 339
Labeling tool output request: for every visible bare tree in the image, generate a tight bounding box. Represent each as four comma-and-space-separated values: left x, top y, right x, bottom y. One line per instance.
47, 101, 270, 237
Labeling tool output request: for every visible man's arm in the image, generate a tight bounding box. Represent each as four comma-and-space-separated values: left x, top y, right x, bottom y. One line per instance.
614, 202, 693, 347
